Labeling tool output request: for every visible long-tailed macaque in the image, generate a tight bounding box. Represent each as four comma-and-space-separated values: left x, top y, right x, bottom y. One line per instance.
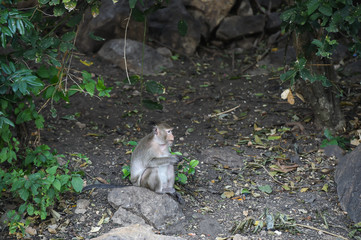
83, 123, 182, 201
130, 123, 181, 194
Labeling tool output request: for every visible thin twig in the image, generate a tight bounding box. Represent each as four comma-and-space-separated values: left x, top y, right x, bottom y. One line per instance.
208, 105, 241, 118
248, 162, 284, 185
295, 223, 348, 240
124, 9, 132, 84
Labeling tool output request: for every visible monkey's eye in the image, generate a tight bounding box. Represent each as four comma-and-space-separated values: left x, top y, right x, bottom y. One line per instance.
167, 130, 172, 134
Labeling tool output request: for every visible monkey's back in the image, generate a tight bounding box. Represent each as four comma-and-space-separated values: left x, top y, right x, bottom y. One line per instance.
130, 133, 153, 185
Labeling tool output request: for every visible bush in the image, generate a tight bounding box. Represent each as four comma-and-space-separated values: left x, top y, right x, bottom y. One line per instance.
0, 0, 110, 235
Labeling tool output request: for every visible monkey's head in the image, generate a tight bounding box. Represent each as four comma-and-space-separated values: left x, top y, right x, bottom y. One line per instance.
153, 123, 174, 146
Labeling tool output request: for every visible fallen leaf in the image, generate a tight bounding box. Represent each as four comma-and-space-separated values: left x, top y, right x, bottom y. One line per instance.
281, 89, 290, 99
258, 185, 272, 194
80, 59, 93, 66
295, 92, 305, 102
90, 226, 101, 233
254, 135, 263, 145
300, 187, 308, 192
322, 183, 328, 192
222, 191, 235, 198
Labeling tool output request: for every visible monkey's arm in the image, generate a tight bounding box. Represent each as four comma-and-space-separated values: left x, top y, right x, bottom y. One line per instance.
82, 184, 126, 191
147, 155, 182, 168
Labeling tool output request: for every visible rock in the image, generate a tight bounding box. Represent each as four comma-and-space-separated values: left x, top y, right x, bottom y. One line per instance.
184, 0, 236, 39
343, 59, 361, 76
198, 216, 223, 238
201, 147, 243, 168
258, 0, 283, 10
265, 12, 281, 32
112, 206, 146, 226
237, 0, 253, 16
148, 0, 201, 55
91, 224, 185, 240
108, 186, 184, 230
334, 144, 361, 223
97, 39, 173, 76
76, 0, 145, 54
74, 199, 90, 214
216, 15, 266, 41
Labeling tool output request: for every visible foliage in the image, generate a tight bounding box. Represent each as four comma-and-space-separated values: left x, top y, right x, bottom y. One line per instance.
173, 151, 199, 184
0, 0, 111, 235
320, 129, 349, 150
280, 0, 361, 87
124, 75, 166, 110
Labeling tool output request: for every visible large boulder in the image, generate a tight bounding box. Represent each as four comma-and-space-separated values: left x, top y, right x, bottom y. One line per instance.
76, 0, 145, 54
216, 15, 266, 41
183, 0, 236, 39
97, 39, 173, 76
108, 186, 184, 231
148, 0, 201, 55
334, 144, 361, 223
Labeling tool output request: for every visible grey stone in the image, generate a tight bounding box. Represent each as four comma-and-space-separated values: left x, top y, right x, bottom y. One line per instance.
112, 207, 145, 226
343, 60, 361, 76
201, 147, 243, 168
97, 39, 173, 76
148, 0, 201, 55
334, 144, 361, 223
108, 186, 184, 230
91, 224, 185, 240
216, 15, 266, 41
266, 12, 281, 32
184, 0, 236, 39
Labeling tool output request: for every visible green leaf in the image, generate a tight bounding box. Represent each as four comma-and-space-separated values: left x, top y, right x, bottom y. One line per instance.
258, 185, 272, 194
176, 173, 187, 184
319, 4, 333, 17
71, 175, 83, 193
27, 204, 35, 216
8, 18, 16, 34
145, 80, 164, 94
307, 0, 320, 15
46, 165, 58, 175
52, 179, 61, 191
16, 19, 25, 35
280, 69, 297, 83
19, 188, 30, 201
129, 0, 137, 9
177, 19, 188, 37
132, 7, 145, 22
142, 99, 163, 110
53, 5, 65, 16
189, 159, 199, 168
88, 32, 105, 41
62, 31, 76, 42
311, 39, 323, 48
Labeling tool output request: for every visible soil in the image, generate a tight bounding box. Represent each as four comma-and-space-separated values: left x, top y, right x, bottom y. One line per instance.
2, 47, 359, 240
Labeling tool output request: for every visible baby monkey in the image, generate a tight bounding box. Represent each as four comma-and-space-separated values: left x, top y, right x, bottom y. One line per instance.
83, 123, 182, 201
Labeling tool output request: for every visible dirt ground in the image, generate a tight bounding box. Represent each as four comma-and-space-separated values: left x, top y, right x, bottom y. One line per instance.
4, 47, 360, 239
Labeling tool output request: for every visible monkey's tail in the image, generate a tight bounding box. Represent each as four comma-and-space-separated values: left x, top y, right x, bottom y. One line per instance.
82, 184, 126, 191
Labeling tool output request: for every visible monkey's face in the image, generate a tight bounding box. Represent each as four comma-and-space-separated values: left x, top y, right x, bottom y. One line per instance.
166, 129, 174, 146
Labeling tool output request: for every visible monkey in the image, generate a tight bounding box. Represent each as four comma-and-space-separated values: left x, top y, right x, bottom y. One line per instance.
83, 123, 183, 202
130, 122, 182, 194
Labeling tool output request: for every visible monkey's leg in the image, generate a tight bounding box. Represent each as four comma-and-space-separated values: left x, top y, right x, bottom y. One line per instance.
140, 167, 162, 192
